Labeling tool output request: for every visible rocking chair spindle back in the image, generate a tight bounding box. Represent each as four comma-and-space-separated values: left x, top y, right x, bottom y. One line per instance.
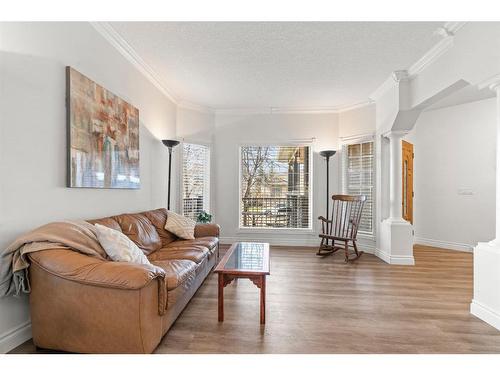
317, 194, 366, 262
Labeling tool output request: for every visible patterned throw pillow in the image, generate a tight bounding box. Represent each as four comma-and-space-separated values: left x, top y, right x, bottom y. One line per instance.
164, 211, 196, 240
94, 223, 151, 265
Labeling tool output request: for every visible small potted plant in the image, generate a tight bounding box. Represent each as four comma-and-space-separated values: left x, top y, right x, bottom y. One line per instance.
197, 210, 212, 223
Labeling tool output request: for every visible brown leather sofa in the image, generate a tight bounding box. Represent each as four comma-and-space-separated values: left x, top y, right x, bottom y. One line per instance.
27, 208, 220, 353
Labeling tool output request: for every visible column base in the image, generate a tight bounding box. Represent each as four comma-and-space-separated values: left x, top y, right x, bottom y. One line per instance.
470, 241, 500, 331
376, 218, 414, 265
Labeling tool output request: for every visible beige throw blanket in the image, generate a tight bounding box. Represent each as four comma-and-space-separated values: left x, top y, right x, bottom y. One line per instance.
0, 221, 109, 297
1, 220, 168, 315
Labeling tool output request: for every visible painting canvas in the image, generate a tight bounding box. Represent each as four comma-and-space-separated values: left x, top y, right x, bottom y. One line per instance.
67, 67, 140, 189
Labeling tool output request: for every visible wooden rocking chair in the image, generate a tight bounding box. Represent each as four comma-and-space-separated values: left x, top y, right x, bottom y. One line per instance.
317, 194, 367, 262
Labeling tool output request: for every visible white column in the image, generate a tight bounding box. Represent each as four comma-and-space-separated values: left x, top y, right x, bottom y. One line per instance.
493, 83, 500, 243
471, 79, 500, 330
378, 130, 414, 265
386, 131, 405, 221
386, 131, 407, 221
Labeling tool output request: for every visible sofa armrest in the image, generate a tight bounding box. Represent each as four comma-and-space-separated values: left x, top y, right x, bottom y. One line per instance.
194, 223, 220, 238
28, 249, 165, 290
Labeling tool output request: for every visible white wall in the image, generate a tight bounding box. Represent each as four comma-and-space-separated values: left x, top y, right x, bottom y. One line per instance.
0, 22, 177, 352
176, 106, 215, 143
412, 98, 496, 251
339, 104, 376, 139
175, 106, 216, 215
214, 112, 340, 246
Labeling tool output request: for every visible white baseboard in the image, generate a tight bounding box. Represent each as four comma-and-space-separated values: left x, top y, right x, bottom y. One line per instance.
219, 236, 375, 254
0, 320, 31, 353
471, 299, 500, 331
415, 237, 473, 252
375, 248, 415, 265
374, 248, 391, 263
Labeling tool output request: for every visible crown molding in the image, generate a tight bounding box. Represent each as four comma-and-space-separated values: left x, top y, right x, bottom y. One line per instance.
215, 107, 273, 115
92, 22, 218, 114
445, 21, 467, 34
214, 100, 374, 116
178, 100, 215, 114
340, 132, 375, 143
369, 22, 467, 102
91, 22, 179, 104
274, 102, 375, 114
392, 70, 409, 82
337, 100, 375, 113
478, 74, 500, 92
369, 74, 398, 101
407, 36, 454, 77
215, 106, 339, 115
407, 22, 467, 78
270, 106, 342, 114
382, 129, 409, 139
490, 83, 500, 92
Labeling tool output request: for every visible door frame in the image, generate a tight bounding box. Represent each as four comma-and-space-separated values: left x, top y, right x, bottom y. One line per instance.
402, 140, 414, 224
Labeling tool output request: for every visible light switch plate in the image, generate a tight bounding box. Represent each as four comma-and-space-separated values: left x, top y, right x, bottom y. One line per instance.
458, 188, 474, 196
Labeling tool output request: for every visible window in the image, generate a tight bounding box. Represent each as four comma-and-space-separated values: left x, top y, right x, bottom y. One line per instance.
239, 145, 311, 229
182, 143, 210, 221
342, 141, 374, 234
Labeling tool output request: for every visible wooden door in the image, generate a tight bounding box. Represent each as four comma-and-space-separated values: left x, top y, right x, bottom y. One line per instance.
402, 141, 414, 224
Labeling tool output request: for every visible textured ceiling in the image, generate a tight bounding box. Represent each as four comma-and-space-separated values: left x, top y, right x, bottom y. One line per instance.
110, 22, 443, 109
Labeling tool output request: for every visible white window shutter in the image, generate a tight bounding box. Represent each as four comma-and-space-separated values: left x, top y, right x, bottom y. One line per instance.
342, 141, 374, 234
182, 143, 210, 221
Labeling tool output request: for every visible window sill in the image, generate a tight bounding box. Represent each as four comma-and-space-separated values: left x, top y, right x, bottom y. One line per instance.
357, 233, 375, 241
237, 227, 315, 235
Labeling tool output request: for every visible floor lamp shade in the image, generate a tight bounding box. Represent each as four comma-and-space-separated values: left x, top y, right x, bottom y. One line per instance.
162, 139, 180, 210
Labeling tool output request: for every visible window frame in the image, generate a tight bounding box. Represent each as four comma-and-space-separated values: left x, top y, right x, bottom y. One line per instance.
237, 142, 314, 233
340, 135, 376, 238
179, 140, 212, 220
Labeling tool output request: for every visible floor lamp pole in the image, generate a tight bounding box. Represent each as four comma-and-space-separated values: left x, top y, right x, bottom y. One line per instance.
326, 156, 330, 219
167, 147, 173, 210
320, 150, 337, 246
162, 139, 180, 211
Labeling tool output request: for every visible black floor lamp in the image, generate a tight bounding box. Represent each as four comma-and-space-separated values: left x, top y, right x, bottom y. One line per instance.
320, 150, 337, 219
162, 139, 180, 210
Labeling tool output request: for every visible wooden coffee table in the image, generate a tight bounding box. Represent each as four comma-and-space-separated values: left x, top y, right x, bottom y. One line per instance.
214, 242, 270, 324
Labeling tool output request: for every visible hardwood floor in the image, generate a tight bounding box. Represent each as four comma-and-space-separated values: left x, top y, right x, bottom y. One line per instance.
10, 245, 500, 354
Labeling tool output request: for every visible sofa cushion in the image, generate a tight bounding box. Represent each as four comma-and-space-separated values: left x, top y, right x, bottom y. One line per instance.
194, 223, 220, 238
94, 224, 152, 266
28, 249, 164, 290
148, 246, 209, 264
141, 208, 178, 246
164, 211, 196, 240
87, 217, 122, 232
113, 213, 162, 255
150, 259, 196, 291
167, 237, 218, 254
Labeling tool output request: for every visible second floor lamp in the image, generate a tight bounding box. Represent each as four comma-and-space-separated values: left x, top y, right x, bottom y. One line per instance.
162, 139, 180, 210
320, 150, 337, 219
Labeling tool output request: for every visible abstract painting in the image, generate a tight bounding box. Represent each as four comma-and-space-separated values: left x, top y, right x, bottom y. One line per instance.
66, 67, 140, 189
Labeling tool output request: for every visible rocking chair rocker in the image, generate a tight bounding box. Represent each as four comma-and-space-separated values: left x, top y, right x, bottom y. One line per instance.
317, 194, 366, 262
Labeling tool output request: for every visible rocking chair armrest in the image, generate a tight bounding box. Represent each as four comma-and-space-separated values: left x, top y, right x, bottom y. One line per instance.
318, 216, 332, 223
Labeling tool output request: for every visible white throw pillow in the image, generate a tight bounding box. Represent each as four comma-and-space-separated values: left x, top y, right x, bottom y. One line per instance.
94, 223, 151, 265
164, 211, 196, 240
